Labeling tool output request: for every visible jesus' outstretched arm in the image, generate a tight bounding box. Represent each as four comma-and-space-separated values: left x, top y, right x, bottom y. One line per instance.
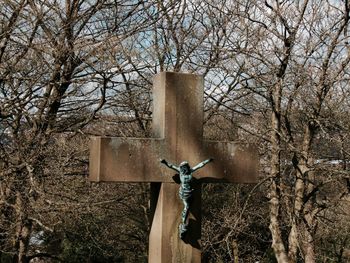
160, 159, 180, 172
192, 158, 213, 172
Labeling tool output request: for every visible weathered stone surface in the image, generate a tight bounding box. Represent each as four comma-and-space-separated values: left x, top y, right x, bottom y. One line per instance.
89, 137, 170, 182
148, 183, 201, 263
89, 137, 258, 183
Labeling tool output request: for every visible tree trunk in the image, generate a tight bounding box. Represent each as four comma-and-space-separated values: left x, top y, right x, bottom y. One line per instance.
288, 222, 299, 262
303, 229, 316, 263
17, 221, 32, 263
232, 239, 239, 263
301, 172, 317, 263
288, 162, 308, 262
269, 80, 289, 263
14, 190, 32, 263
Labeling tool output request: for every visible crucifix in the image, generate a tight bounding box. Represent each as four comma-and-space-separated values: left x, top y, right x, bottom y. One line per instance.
89, 72, 258, 263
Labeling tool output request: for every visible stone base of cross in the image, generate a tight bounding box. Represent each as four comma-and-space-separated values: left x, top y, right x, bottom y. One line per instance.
89, 72, 258, 262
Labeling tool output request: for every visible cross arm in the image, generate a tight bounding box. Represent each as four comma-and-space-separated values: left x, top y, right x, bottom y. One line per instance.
89, 137, 176, 183
196, 141, 259, 183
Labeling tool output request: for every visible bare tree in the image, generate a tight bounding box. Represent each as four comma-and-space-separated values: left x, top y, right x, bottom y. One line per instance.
225, 1, 350, 262
0, 0, 153, 261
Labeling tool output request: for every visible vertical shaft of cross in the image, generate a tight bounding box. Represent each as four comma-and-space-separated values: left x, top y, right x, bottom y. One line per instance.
149, 72, 204, 263
152, 72, 204, 162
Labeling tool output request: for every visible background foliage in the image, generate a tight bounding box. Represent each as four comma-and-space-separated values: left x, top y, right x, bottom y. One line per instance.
0, 0, 349, 262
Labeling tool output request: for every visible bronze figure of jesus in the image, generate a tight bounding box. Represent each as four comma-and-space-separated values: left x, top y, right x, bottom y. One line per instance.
160, 158, 213, 239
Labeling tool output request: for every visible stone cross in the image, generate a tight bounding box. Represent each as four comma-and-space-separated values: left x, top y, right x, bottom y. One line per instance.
89, 72, 258, 263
